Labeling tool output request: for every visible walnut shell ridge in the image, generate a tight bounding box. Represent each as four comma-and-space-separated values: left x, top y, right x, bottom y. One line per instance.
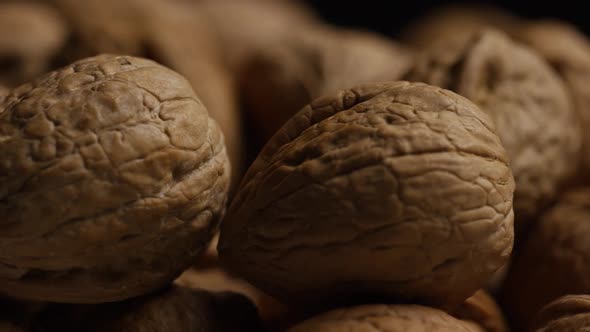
219, 81, 514, 308
408, 29, 581, 225
531, 295, 590, 332
0, 55, 230, 303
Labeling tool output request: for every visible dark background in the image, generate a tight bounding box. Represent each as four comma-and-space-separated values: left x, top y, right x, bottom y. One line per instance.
305, 0, 590, 36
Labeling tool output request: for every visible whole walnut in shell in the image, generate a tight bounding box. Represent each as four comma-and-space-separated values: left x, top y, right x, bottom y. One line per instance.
512, 21, 590, 178
452, 290, 508, 332
531, 295, 590, 332
30, 287, 263, 332
0, 2, 67, 86
501, 187, 590, 330
0, 55, 230, 303
219, 82, 514, 309
287, 304, 482, 332
408, 29, 581, 226
240, 28, 412, 140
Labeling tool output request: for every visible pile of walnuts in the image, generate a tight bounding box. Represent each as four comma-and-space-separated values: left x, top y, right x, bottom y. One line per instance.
1, 1, 590, 331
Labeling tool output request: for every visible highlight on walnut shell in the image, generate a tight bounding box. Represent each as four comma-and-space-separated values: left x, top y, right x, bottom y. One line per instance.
0, 2, 67, 86
452, 290, 508, 332
286, 304, 483, 332
219, 81, 515, 309
239, 27, 413, 140
530, 295, 590, 332
0, 55, 231, 303
408, 28, 581, 226
501, 187, 590, 331
29, 286, 263, 332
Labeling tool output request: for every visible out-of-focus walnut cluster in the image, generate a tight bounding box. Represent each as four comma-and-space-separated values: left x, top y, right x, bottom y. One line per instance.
1, 1, 590, 331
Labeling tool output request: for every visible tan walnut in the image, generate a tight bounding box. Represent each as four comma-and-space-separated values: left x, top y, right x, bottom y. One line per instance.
531, 295, 590, 332
219, 82, 514, 309
240, 28, 413, 140
0, 55, 230, 303
0, 2, 67, 87
30, 286, 263, 332
501, 187, 590, 331
287, 304, 483, 332
408, 29, 581, 226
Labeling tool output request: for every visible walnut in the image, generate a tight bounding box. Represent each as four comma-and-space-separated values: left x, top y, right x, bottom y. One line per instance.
30, 286, 263, 332
531, 295, 590, 332
452, 290, 508, 332
512, 21, 590, 179
240, 28, 413, 140
0, 2, 67, 86
52, 0, 244, 184
219, 82, 514, 309
286, 304, 483, 332
0, 55, 230, 303
408, 29, 581, 226
501, 187, 590, 331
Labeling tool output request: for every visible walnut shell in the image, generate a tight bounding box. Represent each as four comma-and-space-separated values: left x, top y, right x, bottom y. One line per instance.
287, 304, 482, 332
30, 286, 263, 332
512, 21, 590, 179
240, 28, 413, 140
531, 295, 590, 332
0, 2, 67, 86
408, 29, 581, 226
0, 55, 230, 303
219, 81, 514, 308
501, 187, 590, 330
452, 290, 508, 332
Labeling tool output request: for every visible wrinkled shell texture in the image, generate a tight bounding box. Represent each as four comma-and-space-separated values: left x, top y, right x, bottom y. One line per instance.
287, 304, 482, 332
408, 29, 581, 224
532, 295, 590, 332
514, 21, 590, 176
0, 2, 66, 86
30, 287, 262, 332
452, 290, 508, 332
220, 82, 514, 308
0, 55, 230, 303
501, 187, 590, 331
240, 28, 413, 140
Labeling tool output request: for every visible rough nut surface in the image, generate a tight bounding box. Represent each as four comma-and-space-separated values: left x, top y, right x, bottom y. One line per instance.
219, 82, 515, 308
531, 295, 590, 332
501, 187, 590, 331
513, 21, 590, 178
240, 28, 412, 140
30, 287, 263, 332
408, 29, 581, 225
0, 2, 66, 86
287, 304, 482, 332
0, 55, 230, 303
452, 290, 508, 332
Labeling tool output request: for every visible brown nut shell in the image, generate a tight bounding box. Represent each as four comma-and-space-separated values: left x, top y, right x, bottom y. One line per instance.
240, 28, 412, 140
531, 295, 590, 332
0, 55, 230, 303
0, 2, 66, 86
512, 21, 590, 179
287, 304, 482, 332
30, 286, 263, 332
408, 29, 581, 225
452, 290, 508, 332
219, 81, 514, 309
501, 187, 590, 330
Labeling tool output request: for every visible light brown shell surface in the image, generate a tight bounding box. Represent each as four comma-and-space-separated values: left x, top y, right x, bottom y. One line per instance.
0, 2, 67, 86
501, 188, 590, 331
532, 295, 590, 332
29, 287, 263, 332
452, 290, 508, 332
513, 21, 590, 178
240, 28, 413, 140
286, 304, 482, 332
0, 55, 230, 303
408, 29, 581, 226
219, 82, 514, 308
